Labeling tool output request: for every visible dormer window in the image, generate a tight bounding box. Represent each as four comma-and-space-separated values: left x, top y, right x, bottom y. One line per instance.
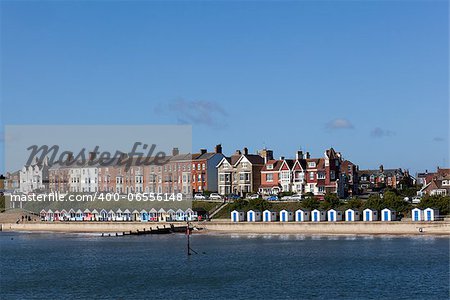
308, 162, 316, 168
267, 164, 273, 170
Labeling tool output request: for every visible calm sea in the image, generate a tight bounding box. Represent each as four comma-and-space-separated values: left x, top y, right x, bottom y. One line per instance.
0, 232, 448, 299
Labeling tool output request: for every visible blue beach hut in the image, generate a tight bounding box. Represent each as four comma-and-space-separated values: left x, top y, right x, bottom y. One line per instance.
231, 210, 245, 222
411, 208, 422, 221
295, 209, 310, 222
327, 209, 342, 222
246, 210, 261, 222
311, 209, 326, 222
262, 210, 277, 222
345, 209, 360, 222
279, 210, 293, 222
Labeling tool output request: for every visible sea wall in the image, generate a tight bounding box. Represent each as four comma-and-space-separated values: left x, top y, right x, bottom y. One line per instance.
203, 220, 450, 235
1, 221, 449, 235
0, 222, 174, 233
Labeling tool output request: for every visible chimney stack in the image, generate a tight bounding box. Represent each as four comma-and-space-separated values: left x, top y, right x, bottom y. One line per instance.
200, 149, 207, 155
172, 147, 179, 156
306, 152, 310, 159
379, 165, 384, 173
243, 147, 248, 155
280, 156, 285, 160
215, 144, 222, 154
296, 151, 303, 160
235, 150, 242, 155
89, 151, 96, 161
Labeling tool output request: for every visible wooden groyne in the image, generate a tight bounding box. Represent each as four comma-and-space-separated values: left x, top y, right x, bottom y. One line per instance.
101, 224, 185, 237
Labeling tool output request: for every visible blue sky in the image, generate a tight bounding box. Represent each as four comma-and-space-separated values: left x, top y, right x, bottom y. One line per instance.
0, 1, 448, 174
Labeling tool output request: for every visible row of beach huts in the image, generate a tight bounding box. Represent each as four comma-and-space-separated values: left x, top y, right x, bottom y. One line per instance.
39, 208, 199, 222
231, 208, 440, 222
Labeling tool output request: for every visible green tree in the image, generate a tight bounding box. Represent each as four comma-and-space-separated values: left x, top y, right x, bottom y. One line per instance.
345, 198, 364, 210
301, 196, 320, 210
419, 195, 450, 215
248, 198, 272, 211
323, 193, 341, 208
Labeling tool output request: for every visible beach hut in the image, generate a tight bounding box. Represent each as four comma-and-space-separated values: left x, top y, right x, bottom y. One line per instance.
166, 209, 176, 221
132, 210, 140, 221
91, 209, 99, 221
279, 210, 293, 222
60, 209, 68, 221
411, 208, 422, 221
381, 208, 396, 221
327, 209, 343, 222
231, 210, 245, 222
263, 210, 277, 222
46, 209, 54, 222
54, 210, 60, 221
185, 208, 196, 221
345, 209, 360, 222
68, 209, 76, 221
100, 209, 108, 221
140, 209, 149, 222
83, 209, 91, 221
295, 209, 310, 222
176, 209, 185, 221
158, 208, 166, 222
108, 210, 116, 221
311, 209, 326, 222
116, 208, 123, 221
75, 209, 83, 221
247, 210, 261, 222
424, 208, 439, 221
40, 209, 46, 221
123, 209, 132, 221
363, 208, 378, 221
149, 208, 158, 221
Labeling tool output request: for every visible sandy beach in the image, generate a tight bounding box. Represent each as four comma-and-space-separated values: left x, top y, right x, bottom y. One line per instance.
1, 220, 449, 236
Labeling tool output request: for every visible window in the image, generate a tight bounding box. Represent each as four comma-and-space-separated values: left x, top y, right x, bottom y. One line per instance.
308, 162, 316, 168
242, 162, 249, 168
267, 164, 273, 170
266, 173, 273, 182
309, 172, 315, 180
318, 172, 325, 179
202, 163, 206, 170
330, 171, 335, 180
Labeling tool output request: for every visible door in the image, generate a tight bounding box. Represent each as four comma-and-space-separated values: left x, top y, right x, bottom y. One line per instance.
314, 212, 318, 222
414, 211, 419, 221
427, 210, 431, 221
384, 211, 389, 221
347, 211, 352, 221
282, 212, 286, 222
233, 213, 237, 222
249, 212, 253, 222
330, 211, 334, 221
297, 212, 301, 222
265, 212, 269, 221
365, 211, 370, 221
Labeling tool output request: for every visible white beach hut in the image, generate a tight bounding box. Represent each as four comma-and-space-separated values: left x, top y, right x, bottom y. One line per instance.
311, 209, 326, 222
60, 209, 68, 221
295, 209, 310, 222
68, 209, 76, 221
132, 209, 140, 221
167, 209, 176, 221
100, 209, 108, 221
363, 208, 378, 221
411, 208, 423, 222
345, 209, 360, 222
262, 210, 277, 222
54, 210, 61, 221
123, 209, 132, 221
46, 209, 54, 222
185, 208, 196, 221
247, 210, 261, 222
279, 210, 293, 222
176, 209, 185, 221
381, 208, 396, 221
91, 209, 99, 221
158, 208, 166, 222
40, 209, 46, 221
231, 210, 245, 222
108, 210, 116, 221
327, 209, 343, 222
424, 208, 439, 221
116, 208, 123, 221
